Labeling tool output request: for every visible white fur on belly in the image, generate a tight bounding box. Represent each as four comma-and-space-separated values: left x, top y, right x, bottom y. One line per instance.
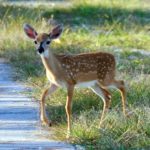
76, 80, 97, 88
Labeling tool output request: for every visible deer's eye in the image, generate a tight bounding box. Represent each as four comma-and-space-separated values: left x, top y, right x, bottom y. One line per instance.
34, 41, 37, 44
46, 41, 50, 45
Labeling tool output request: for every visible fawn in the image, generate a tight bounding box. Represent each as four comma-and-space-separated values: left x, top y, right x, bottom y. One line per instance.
23, 24, 126, 136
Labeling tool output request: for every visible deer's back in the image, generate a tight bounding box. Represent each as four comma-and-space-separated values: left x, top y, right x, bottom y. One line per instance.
56, 52, 116, 84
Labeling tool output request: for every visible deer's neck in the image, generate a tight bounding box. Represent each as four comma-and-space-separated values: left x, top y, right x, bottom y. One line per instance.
40, 49, 60, 75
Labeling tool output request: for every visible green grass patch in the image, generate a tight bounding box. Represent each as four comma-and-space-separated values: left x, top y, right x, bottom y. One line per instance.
0, 0, 150, 149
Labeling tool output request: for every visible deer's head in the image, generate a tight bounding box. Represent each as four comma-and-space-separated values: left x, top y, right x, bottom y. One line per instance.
23, 24, 63, 55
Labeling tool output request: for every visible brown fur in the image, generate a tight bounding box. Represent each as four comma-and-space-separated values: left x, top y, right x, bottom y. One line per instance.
36, 33, 49, 42
56, 52, 115, 85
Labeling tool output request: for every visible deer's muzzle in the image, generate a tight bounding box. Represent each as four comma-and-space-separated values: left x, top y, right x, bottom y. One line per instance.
38, 46, 44, 54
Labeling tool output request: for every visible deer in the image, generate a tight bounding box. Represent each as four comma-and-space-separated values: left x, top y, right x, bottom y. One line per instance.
23, 23, 127, 137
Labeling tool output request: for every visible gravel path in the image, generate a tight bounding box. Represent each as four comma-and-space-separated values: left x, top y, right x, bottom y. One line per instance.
0, 58, 75, 150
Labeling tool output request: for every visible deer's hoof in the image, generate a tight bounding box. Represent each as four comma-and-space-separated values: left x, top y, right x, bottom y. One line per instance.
41, 118, 52, 127
66, 130, 71, 139
41, 121, 48, 127
49, 121, 52, 127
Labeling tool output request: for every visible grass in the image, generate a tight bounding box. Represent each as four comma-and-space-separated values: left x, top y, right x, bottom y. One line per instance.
0, 0, 150, 149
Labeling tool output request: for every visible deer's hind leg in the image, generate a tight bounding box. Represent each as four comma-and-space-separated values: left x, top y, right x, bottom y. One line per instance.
91, 83, 111, 127
110, 80, 127, 116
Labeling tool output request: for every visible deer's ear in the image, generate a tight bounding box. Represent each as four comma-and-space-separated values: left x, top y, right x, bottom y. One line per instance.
23, 23, 37, 39
49, 24, 63, 40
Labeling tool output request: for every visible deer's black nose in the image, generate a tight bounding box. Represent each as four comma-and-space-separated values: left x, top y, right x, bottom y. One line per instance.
38, 46, 44, 54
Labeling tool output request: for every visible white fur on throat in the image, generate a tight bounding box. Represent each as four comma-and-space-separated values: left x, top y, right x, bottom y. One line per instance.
40, 49, 49, 58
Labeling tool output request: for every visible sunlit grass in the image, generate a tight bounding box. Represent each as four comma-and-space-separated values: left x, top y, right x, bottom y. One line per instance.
0, 0, 150, 149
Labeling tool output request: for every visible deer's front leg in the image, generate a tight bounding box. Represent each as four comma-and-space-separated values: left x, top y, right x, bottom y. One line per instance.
65, 85, 74, 138
40, 84, 58, 126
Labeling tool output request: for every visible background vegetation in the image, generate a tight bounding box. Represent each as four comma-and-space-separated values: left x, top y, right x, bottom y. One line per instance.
0, 0, 149, 149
